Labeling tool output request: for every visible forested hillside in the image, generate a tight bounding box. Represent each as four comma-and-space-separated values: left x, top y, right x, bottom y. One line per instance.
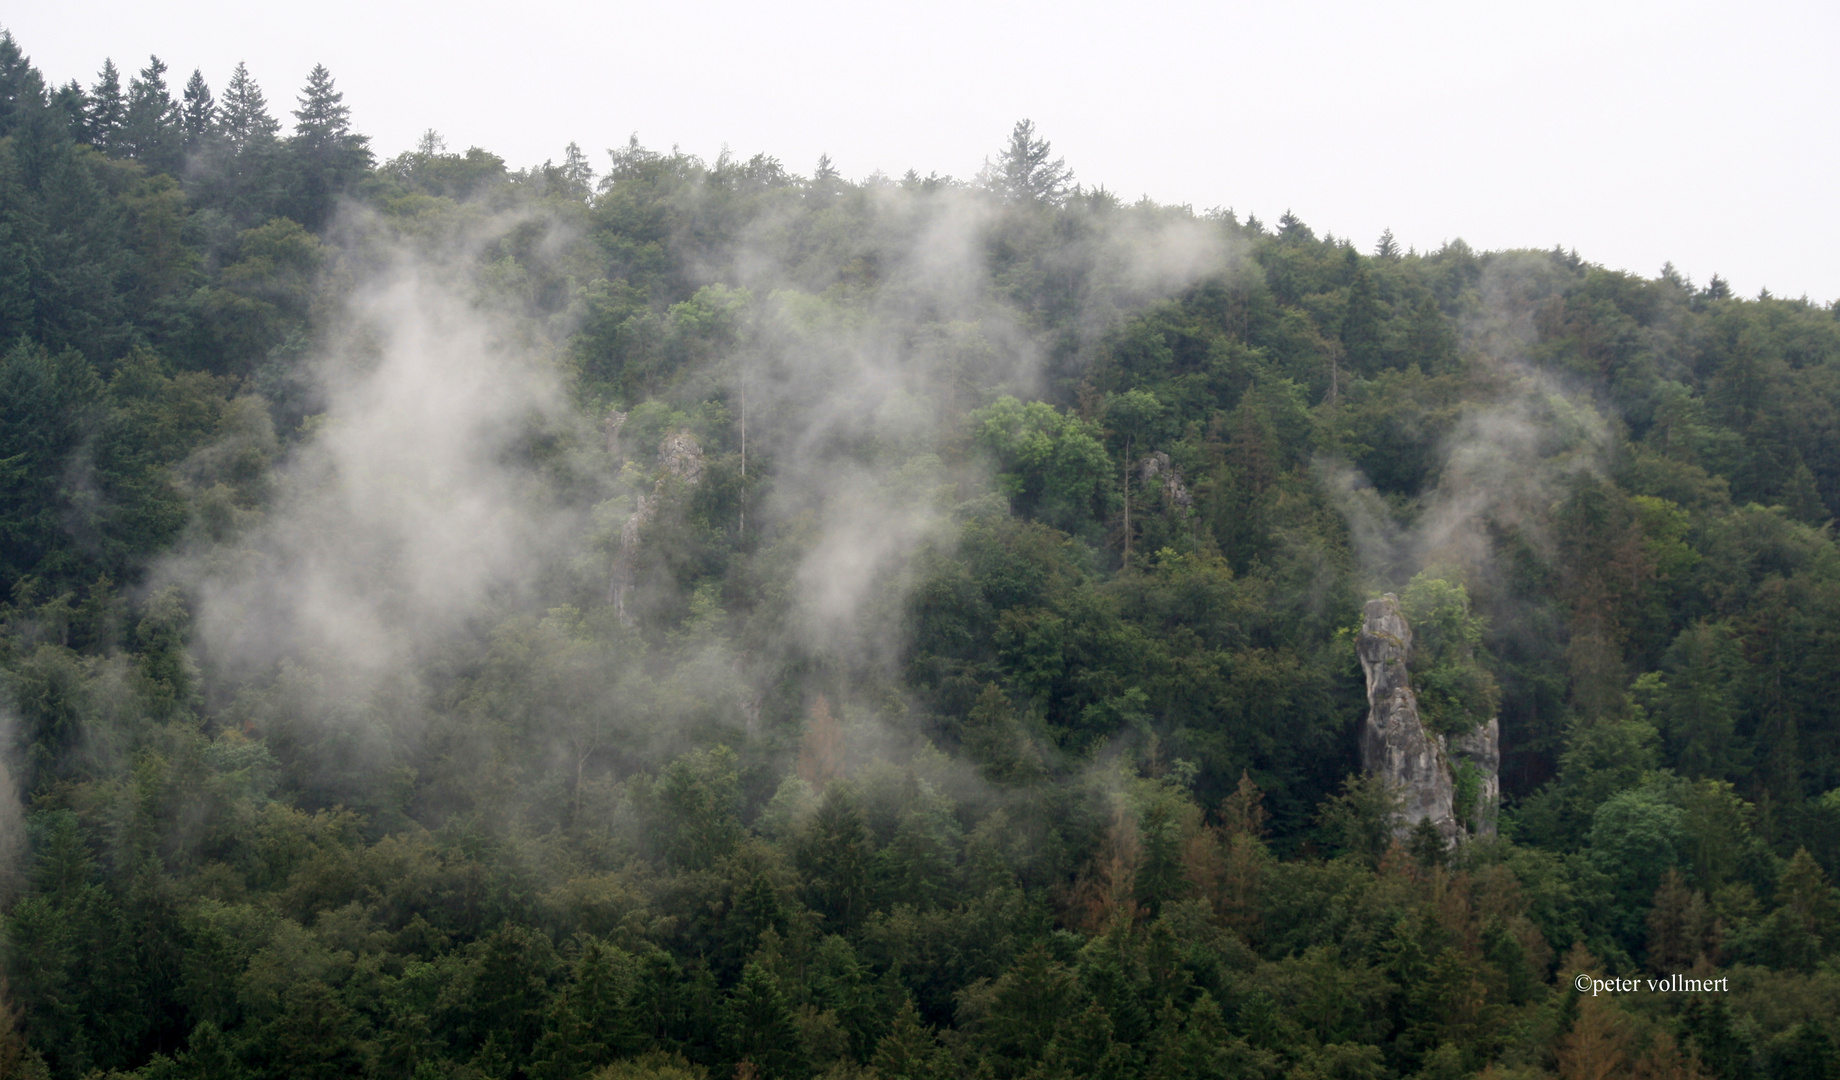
3, 29, 1840, 1080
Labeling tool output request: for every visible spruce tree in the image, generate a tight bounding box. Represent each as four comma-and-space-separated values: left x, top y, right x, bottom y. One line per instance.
1277, 209, 1314, 243
291, 63, 356, 147
285, 64, 370, 228
121, 56, 180, 172
218, 62, 278, 151
86, 60, 125, 151
180, 68, 214, 154
1407, 293, 1457, 372
0, 31, 43, 140
873, 1001, 948, 1080
1341, 258, 1384, 374
0, 141, 37, 338
722, 963, 806, 1079
560, 140, 593, 193
51, 79, 87, 142
990, 118, 1071, 204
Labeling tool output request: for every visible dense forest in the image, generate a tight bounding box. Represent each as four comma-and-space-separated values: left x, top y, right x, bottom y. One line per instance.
3, 27, 1840, 1080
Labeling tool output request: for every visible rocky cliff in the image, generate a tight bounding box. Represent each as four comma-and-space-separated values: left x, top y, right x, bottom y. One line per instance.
610, 429, 705, 625
1356, 593, 1499, 843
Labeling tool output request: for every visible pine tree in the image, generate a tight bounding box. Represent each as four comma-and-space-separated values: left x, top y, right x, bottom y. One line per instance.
971, 945, 1085, 1071
1341, 255, 1384, 374
1556, 997, 1635, 1080
181, 69, 214, 154
1767, 848, 1840, 967
559, 140, 593, 195
1771, 1023, 1836, 1080
990, 118, 1072, 204
797, 782, 873, 927
724, 874, 788, 962
121, 56, 181, 172
1645, 868, 1710, 972
1376, 227, 1400, 259
87, 60, 125, 151
0, 978, 49, 1080
1680, 996, 1754, 1080
174, 1021, 243, 1080
200, 63, 285, 225
810, 152, 843, 200
1407, 293, 1457, 372
0, 141, 37, 338
291, 63, 354, 147
1408, 816, 1446, 870
1277, 209, 1315, 243
285, 64, 371, 228
50, 80, 86, 141
873, 1000, 948, 1080
0, 31, 45, 141
218, 62, 278, 151
722, 963, 806, 1079
1133, 797, 1186, 917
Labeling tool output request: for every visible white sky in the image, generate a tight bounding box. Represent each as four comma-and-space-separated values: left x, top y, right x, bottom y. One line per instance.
9, 0, 1837, 302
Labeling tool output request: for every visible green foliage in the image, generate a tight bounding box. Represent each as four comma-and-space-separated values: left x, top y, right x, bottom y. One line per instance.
971, 396, 1115, 536
640, 746, 744, 871
1400, 572, 1499, 736
1316, 773, 1403, 866
3, 27, 1840, 1079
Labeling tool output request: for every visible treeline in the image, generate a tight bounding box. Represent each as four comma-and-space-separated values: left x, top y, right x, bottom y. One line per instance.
3, 27, 1840, 1080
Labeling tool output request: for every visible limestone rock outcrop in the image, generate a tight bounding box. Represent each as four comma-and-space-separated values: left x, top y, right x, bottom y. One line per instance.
1139, 452, 1193, 510
1356, 593, 1499, 843
611, 429, 705, 625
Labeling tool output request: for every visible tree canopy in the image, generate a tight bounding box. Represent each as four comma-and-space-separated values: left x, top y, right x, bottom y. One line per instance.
2, 26, 1840, 1080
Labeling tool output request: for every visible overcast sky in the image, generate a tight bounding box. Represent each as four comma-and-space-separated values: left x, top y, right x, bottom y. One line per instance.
9, 0, 1837, 302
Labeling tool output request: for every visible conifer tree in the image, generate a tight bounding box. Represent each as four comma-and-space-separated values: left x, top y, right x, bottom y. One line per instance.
218, 62, 278, 151
559, 140, 593, 194
121, 55, 181, 172
1341, 255, 1384, 374
874, 1000, 948, 1080
291, 64, 351, 145
51, 79, 86, 141
1407, 293, 1457, 371
990, 119, 1071, 204
285, 64, 371, 227
86, 59, 125, 151
0, 144, 35, 337
0, 32, 45, 141
810, 152, 843, 200
180, 68, 214, 154
1277, 209, 1314, 243
722, 963, 806, 1079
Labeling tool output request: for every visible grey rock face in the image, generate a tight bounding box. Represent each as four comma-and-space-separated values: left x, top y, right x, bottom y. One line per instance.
1139, 451, 1193, 509
659, 431, 705, 485
611, 431, 706, 625
605, 410, 628, 458
1356, 594, 1499, 844
1450, 717, 1500, 837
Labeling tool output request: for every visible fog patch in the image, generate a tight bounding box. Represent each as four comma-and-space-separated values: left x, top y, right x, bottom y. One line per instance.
1324, 250, 1609, 588
168, 233, 578, 697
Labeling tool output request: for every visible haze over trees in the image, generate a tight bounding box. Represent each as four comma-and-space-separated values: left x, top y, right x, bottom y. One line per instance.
3, 27, 1840, 1080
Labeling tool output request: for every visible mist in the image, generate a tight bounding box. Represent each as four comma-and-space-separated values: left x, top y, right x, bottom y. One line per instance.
1323, 250, 1612, 593
9, 24, 1838, 1075
150, 170, 1237, 817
